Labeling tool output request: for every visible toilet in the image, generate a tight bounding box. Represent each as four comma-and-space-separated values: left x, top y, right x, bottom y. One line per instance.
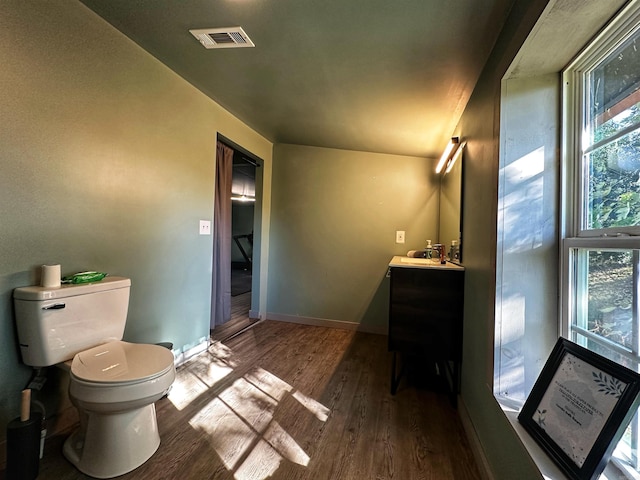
13, 276, 175, 479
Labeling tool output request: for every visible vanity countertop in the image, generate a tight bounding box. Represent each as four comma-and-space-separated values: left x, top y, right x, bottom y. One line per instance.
389, 255, 465, 271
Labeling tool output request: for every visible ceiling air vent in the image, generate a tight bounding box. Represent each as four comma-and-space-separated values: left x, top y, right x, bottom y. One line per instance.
189, 27, 255, 49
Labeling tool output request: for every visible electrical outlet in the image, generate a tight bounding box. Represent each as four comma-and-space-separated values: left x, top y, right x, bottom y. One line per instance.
199, 220, 211, 235
396, 230, 405, 244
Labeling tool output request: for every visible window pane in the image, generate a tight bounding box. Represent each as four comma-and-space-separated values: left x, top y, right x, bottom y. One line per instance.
588, 33, 640, 147
583, 29, 640, 232
573, 249, 635, 352
571, 248, 639, 467
585, 130, 640, 230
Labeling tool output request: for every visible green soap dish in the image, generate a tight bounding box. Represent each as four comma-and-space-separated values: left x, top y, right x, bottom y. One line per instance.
62, 271, 108, 284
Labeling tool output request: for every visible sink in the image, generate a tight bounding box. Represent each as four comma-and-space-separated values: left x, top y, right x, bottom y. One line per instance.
399, 257, 439, 264
390, 255, 464, 271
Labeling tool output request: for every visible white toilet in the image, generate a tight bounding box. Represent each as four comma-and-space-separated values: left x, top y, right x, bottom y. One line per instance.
13, 276, 176, 479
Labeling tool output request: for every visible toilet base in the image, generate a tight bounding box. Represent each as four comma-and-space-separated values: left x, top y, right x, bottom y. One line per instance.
63, 404, 160, 479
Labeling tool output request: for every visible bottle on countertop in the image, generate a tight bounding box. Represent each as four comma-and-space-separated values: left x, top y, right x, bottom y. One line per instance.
433, 243, 446, 264
450, 240, 460, 262
426, 240, 433, 259
439, 244, 446, 264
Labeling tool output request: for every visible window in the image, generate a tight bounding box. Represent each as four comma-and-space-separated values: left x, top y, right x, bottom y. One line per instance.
563, 3, 640, 475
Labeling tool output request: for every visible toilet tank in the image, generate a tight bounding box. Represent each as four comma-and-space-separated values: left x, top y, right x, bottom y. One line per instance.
13, 276, 131, 367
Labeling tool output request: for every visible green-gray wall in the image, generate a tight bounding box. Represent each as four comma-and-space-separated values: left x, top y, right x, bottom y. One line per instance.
267, 144, 439, 333
0, 0, 272, 446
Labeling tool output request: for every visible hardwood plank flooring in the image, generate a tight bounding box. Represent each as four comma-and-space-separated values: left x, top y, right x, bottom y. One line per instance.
21, 321, 481, 480
211, 292, 259, 342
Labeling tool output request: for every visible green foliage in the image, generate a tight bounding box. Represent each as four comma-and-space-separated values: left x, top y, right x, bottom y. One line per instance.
587, 103, 640, 230
586, 251, 634, 350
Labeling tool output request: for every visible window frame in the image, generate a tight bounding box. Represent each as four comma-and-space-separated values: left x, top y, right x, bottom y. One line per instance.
561, 237, 640, 339
562, 2, 640, 475
561, 2, 640, 335
562, 4, 640, 237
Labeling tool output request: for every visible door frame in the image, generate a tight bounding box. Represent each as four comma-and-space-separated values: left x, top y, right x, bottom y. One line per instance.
216, 134, 264, 321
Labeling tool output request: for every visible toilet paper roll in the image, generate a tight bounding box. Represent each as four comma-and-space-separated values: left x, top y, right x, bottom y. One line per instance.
41, 264, 61, 288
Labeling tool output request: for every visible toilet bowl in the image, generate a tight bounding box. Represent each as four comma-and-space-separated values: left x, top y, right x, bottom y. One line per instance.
63, 341, 175, 479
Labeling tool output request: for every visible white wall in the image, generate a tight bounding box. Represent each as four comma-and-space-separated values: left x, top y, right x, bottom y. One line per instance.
495, 73, 560, 405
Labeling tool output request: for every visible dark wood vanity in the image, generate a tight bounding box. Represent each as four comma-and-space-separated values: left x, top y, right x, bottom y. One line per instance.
388, 256, 465, 400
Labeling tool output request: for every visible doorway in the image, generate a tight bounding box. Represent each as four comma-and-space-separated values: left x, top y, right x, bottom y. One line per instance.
211, 136, 262, 341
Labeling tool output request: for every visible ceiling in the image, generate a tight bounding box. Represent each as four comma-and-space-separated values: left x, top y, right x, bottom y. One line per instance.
79, 0, 516, 158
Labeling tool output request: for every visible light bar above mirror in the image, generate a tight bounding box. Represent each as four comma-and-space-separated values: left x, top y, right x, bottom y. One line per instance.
435, 137, 460, 174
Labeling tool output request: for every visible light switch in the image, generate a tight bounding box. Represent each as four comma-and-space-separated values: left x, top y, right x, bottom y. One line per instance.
396, 230, 405, 244
199, 220, 211, 235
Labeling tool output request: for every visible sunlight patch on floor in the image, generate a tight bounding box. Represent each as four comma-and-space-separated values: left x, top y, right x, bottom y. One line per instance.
292, 390, 330, 422
168, 342, 236, 410
234, 438, 283, 479
219, 377, 278, 432
244, 367, 292, 401
261, 420, 310, 466
180, 342, 329, 480
190, 397, 253, 470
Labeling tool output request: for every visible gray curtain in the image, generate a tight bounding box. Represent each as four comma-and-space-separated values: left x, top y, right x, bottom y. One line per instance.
211, 141, 234, 328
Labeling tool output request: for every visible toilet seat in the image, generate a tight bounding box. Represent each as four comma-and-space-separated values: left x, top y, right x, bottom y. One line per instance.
70, 340, 174, 385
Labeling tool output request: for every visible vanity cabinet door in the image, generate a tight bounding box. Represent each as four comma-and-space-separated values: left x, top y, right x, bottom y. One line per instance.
388, 267, 464, 361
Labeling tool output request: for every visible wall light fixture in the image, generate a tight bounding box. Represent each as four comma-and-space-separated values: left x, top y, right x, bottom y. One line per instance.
445, 141, 466, 174
435, 137, 460, 174
231, 195, 256, 202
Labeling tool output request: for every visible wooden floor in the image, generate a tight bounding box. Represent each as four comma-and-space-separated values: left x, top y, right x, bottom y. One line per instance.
211, 292, 259, 342
27, 320, 482, 480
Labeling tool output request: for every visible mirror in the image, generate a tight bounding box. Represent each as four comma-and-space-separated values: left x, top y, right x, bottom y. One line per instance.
438, 147, 463, 263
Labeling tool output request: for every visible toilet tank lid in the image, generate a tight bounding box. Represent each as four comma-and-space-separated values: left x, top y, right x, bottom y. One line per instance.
13, 276, 131, 301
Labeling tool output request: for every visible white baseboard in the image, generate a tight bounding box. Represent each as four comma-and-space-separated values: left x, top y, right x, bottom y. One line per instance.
172, 338, 210, 367
458, 396, 494, 480
266, 312, 387, 335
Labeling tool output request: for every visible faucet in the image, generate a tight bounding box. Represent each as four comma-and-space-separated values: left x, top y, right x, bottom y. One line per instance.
432, 244, 446, 264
